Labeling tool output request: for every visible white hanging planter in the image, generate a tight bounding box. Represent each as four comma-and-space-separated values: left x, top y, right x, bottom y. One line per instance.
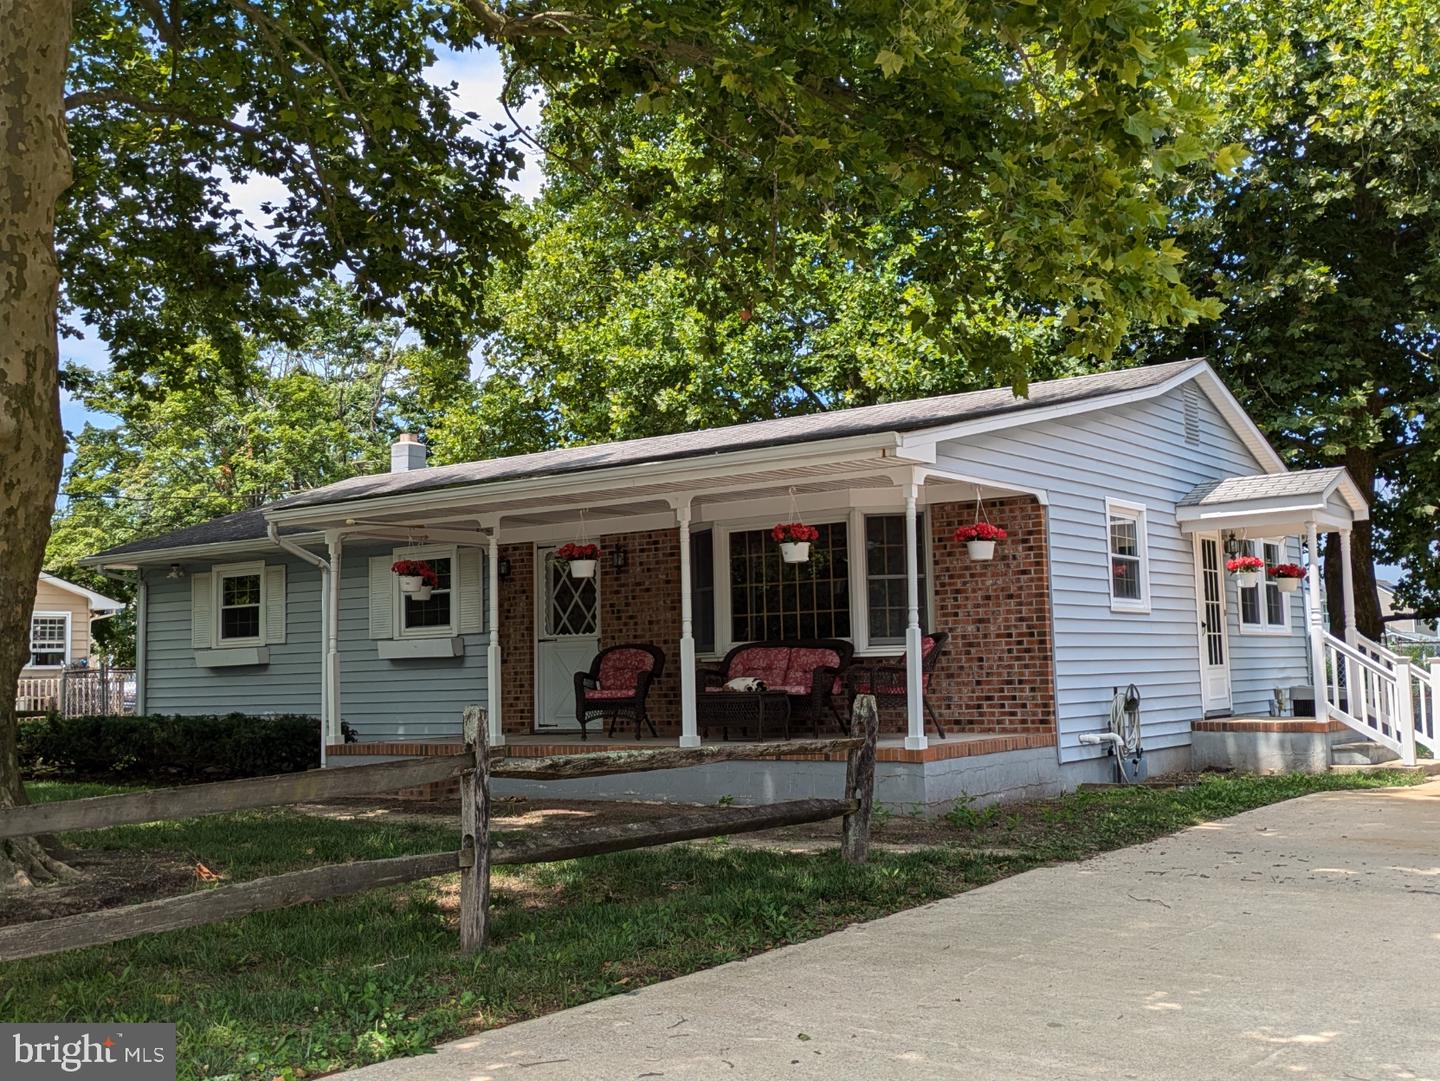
780, 541, 811, 564
398, 575, 425, 594
412, 584, 433, 601
1275, 576, 1301, 594
568, 558, 598, 579
966, 540, 996, 561
1235, 570, 1260, 589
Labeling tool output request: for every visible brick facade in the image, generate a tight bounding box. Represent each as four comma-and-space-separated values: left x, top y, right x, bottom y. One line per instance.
922, 497, 1057, 734
496, 499, 1058, 738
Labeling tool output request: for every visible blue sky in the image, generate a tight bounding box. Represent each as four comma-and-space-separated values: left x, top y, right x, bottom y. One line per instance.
59, 44, 543, 441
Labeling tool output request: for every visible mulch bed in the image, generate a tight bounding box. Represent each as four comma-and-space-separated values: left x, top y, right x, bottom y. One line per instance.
0, 850, 199, 927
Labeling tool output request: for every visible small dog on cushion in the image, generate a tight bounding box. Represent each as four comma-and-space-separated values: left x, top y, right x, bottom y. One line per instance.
724, 676, 767, 692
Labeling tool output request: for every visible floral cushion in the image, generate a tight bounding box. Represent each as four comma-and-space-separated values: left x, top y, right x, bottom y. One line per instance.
782, 647, 841, 692
727, 647, 790, 688
584, 688, 635, 701
596, 648, 655, 694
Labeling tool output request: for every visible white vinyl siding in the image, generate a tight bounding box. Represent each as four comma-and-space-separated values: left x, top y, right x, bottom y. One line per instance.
933, 383, 1311, 763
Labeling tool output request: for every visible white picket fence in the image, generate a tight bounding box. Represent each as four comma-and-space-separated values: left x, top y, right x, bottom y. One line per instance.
15, 669, 136, 716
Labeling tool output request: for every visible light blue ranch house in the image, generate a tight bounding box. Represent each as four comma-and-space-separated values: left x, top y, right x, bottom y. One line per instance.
88, 360, 1414, 812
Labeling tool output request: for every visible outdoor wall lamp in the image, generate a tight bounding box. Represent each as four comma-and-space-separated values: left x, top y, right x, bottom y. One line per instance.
1223, 533, 1243, 557
611, 547, 628, 571
496, 557, 511, 580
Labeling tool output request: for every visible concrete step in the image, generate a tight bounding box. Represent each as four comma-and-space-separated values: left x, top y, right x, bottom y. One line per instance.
1330, 740, 1402, 766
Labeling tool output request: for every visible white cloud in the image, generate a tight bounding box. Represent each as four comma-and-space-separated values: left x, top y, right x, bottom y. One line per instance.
427, 44, 546, 202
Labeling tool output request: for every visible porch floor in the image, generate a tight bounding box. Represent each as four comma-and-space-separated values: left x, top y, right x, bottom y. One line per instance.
328, 728, 1056, 766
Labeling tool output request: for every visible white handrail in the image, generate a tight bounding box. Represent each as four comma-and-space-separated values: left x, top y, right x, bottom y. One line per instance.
1320, 632, 1415, 763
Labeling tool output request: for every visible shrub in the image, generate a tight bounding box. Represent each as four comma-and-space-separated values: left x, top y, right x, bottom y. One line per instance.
17, 713, 320, 783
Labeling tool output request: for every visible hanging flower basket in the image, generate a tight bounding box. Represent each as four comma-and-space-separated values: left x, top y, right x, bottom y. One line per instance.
772, 522, 820, 563
953, 522, 1008, 561
557, 542, 600, 578
1226, 555, 1265, 588
1268, 562, 1304, 594
391, 559, 439, 595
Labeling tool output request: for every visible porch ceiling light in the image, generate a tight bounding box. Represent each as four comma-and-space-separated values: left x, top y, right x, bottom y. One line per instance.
166, 563, 185, 579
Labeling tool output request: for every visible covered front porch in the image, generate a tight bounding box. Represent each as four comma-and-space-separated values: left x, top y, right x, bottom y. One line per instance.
271, 435, 1060, 771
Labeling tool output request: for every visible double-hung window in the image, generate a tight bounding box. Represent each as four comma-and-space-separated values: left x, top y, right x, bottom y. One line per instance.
396, 547, 456, 638
1239, 539, 1290, 632
216, 563, 264, 643
29, 614, 69, 667
1106, 499, 1151, 612
864, 512, 927, 644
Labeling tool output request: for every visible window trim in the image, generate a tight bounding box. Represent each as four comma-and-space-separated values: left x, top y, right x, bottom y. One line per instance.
392, 543, 459, 640
1105, 498, 1152, 614
213, 560, 266, 647
28, 611, 71, 669
1237, 537, 1293, 636
711, 507, 933, 656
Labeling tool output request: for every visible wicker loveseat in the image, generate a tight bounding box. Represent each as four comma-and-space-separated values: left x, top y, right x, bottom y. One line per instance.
699, 639, 853, 735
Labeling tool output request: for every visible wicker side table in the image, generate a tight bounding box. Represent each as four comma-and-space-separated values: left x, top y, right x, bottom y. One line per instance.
696, 690, 792, 741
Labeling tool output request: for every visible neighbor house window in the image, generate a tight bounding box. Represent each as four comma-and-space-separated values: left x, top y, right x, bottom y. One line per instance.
865, 512, 927, 643
216, 563, 264, 642
690, 528, 716, 654
1239, 539, 1289, 632
1106, 499, 1150, 612
729, 521, 851, 641
398, 548, 455, 637
29, 614, 69, 667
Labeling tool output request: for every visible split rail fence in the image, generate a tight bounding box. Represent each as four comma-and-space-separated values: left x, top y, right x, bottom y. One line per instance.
0, 697, 879, 962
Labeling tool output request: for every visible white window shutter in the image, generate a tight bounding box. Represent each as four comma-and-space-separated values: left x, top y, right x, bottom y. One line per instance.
457, 547, 484, 634
264, 565, 287, 644
368, 556, 394, 639
191, 572, 214, 649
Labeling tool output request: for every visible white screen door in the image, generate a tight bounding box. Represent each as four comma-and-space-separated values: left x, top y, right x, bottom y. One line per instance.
1194, 534, 1233, 715
534, 546, 600, 731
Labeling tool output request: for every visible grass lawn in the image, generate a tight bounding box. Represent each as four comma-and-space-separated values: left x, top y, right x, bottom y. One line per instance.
0, 770, 1420, 1080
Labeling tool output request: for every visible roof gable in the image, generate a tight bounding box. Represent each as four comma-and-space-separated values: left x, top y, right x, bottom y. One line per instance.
38, 572, 124, 611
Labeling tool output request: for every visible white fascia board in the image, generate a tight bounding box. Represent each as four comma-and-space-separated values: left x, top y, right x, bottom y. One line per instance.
1320, 469, 1371, 518
264, 433, 912, 527
1188, 365, 1288, 474
38, 571, 125, 610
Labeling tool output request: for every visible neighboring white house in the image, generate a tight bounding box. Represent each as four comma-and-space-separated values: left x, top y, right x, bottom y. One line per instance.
86, 360, 1407, 808
1378, 579, 1438, 640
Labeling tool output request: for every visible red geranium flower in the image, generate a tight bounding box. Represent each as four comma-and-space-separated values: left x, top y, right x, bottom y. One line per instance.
1225, 555, 1265, 573
1267, 562, 1305, 579
771, 522, 820, 544
391, 559, 439, 588
556, 542, 600, 561
953, 522, 1008, 543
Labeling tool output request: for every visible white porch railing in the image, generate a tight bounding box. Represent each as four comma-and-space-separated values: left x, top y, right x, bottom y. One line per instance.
1354, 634, 1437, 758
1322, 632, 1418, 763
17, 677, 61, 713
15, 669, 136, 717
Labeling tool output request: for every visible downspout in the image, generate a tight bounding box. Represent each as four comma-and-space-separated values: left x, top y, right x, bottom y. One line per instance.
99, 566, 143, 714
268, 524, 331, 767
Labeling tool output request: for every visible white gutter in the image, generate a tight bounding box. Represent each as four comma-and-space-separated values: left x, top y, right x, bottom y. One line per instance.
268, 524, 332, 768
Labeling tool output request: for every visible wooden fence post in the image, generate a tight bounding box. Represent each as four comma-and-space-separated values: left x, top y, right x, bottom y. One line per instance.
459, 705, 491, 952
841, 693, 878, 863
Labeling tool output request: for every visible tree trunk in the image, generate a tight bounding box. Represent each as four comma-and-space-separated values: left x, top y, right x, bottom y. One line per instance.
1322, 449, 1384, 642
0, 0, 75, 887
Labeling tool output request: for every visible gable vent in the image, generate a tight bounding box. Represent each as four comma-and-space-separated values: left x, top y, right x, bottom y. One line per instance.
1183, 384, 1201, 445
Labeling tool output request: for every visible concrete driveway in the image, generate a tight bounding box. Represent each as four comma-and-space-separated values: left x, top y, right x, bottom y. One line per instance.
343, 780, 1440, 1081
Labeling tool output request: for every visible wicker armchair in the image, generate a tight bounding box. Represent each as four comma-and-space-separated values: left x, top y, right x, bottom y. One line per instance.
844, 632, 950, 738
573, 644, 666, 740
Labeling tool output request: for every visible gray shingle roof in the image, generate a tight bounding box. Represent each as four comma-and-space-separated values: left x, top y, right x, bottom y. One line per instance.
1178, 468, 1347, 507
91, 359, 1202, 562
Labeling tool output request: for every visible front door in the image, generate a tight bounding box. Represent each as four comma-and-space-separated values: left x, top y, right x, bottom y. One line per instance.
534, 545, 601, 731
1194, 533, 1233, 715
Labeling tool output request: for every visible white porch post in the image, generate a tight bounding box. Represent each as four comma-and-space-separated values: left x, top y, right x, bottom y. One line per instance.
903, 479, 926, 750
318, 571, 330, 767
487, 526, 505, 748
676, 500, 700, 748
325, 531, 343, 746
1339, 528, 1358, 646
1305, 522, 1328, 719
